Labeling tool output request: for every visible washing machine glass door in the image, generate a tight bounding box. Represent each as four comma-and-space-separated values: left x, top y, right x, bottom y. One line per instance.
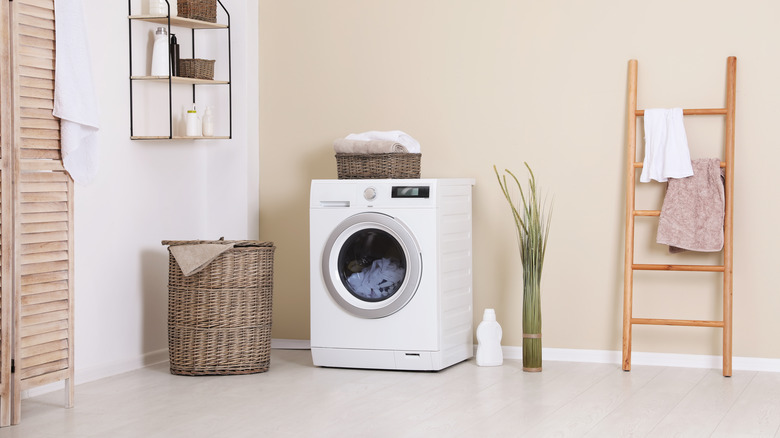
322, 212, 422, 319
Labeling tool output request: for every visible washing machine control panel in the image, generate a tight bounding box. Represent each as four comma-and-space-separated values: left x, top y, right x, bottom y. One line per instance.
311, 180, 451, 209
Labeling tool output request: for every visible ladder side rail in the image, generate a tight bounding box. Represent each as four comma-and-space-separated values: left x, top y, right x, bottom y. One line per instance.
622, 59, 639, 371
723, 56, 736, 377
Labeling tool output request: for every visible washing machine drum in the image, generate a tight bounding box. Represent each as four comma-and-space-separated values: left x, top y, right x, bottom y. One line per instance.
322, 212, 422, 319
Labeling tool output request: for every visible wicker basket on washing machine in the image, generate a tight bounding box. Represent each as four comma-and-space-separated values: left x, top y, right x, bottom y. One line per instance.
335, 153, 421, 179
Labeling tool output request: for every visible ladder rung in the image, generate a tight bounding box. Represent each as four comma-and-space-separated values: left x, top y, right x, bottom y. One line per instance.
632, 318, 724, 328
635, 108, 727, 116
633, 161, 726, 168
632, 264, 725, 272
634, 210, 660, 217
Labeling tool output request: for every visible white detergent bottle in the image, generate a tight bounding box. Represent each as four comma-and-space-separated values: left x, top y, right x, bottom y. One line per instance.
185, 104, 200, 137
476, 308, 503, 366
147, 0, 165, 15
202, 106, 214, 137
150, 27, 170, 76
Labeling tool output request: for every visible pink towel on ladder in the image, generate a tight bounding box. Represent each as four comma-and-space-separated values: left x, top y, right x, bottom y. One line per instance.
657, 158, 724, 252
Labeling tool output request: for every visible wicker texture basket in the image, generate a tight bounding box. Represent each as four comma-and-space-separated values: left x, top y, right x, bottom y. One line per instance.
335, 153, 421, 179
177, 0, 217, 22
178, 58, 215, 80
163, 240, 275, 376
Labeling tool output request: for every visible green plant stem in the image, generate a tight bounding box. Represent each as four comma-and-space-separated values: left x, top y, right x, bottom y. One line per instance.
494, 163, 551, 372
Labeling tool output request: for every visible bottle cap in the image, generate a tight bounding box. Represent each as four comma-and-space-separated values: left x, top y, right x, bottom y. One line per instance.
483, 308, 496, 321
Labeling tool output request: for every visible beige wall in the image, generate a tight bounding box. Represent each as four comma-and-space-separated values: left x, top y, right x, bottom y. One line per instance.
259, 0, 780, 359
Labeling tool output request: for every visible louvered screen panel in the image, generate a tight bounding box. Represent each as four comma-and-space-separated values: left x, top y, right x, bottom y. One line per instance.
12, 0, 73, 424
0, 0, 15, 428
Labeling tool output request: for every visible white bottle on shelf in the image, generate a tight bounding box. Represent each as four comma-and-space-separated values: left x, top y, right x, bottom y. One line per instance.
202, 106, 214, 137
476, 308, 503, 367
148, 0, 165, 16
150, 27, 169, 77
185, 104, 200, 137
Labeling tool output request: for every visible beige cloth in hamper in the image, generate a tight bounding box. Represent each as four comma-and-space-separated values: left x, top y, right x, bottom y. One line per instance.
333, 138, 408, 154
169, 243, 235, 276
657, 158, 724, 252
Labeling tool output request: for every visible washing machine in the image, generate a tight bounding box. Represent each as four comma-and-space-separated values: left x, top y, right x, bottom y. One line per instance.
310, 178, 475, 371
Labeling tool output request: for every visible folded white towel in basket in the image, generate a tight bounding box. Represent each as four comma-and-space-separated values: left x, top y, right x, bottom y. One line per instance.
333, 139, 408, 154
345, 130, 421, 153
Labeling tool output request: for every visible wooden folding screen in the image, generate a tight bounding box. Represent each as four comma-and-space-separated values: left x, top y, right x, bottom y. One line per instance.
0, 0, 74, 426
0, 0, 13, 427
622, 57, 736, 377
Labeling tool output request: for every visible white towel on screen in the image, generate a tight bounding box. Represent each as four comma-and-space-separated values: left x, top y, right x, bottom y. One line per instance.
53, 0, 101, 185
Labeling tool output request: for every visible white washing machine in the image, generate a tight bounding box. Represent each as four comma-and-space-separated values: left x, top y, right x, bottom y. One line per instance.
310, 178, 475, 371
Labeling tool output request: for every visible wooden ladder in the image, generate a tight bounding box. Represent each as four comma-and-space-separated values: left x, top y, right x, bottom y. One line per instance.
622, 57, 736, 377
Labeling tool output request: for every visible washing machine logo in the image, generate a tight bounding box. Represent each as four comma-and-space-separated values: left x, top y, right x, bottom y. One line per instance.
323, 212, 422, 319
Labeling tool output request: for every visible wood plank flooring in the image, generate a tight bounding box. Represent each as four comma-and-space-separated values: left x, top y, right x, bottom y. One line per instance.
0, 349, 778, 437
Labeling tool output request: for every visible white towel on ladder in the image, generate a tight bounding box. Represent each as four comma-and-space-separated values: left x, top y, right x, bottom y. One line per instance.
53, 0, 101, 185
639, 108, 693, 183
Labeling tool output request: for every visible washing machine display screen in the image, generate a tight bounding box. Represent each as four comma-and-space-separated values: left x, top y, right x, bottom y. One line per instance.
392, 186, 430, 198
337, 229, 407, 302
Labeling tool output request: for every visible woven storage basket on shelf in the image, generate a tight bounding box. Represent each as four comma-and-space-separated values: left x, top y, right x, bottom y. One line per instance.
178, 58, 215, 80
163, 240, 275, 376
177, 0, 217, 22
335, 153, 421, 179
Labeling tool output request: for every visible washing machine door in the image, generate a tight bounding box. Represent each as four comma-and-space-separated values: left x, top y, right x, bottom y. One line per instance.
322, 212, 422, 319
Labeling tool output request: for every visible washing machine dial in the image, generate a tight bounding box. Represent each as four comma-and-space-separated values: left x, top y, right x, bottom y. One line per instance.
363, 187, 377, 201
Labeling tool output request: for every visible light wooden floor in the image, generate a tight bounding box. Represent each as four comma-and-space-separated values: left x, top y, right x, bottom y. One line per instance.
2, 349, 779, 437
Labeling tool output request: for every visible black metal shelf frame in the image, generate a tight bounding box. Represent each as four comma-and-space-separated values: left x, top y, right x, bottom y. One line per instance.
128, 0, 232, 140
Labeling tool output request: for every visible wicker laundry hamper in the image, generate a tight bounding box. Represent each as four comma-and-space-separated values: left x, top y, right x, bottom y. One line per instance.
335, 153, 421, 179
163, 240, 275, 376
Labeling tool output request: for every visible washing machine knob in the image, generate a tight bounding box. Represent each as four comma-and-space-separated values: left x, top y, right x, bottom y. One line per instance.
363, 187, 377, 201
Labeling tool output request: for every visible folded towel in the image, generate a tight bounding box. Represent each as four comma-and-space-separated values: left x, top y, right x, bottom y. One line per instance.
333, 139, 408, 154
657, 158, 724, 252
53, 0, 101, 185
345, 130, 421, 153
169, 243, 235, 276
640, 109, 693, 183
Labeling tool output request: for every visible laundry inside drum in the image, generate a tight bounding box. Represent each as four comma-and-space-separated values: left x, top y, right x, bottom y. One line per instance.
337, 228, 407, 302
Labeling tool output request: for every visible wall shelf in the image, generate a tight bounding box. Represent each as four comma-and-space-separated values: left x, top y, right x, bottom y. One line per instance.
131, 75, 230, 85
129, 15, 228, 29
128, 1, 232, 140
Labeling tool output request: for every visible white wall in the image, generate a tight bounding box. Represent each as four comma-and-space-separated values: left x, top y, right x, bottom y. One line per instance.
61, 0, 258, 385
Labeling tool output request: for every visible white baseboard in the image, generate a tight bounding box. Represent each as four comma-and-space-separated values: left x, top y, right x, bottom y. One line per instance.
271, 338, 311, 350
500, 346, 780, 373
22, 348, 169, 399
